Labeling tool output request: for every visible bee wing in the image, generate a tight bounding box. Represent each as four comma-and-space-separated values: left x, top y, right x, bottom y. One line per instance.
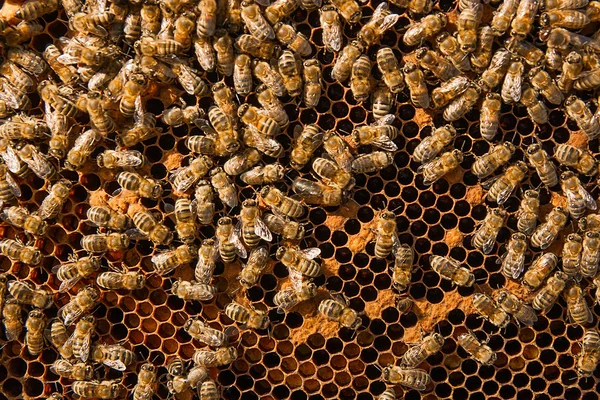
480, 175, 500, 190
371, 136, 398, 152
417, 157, 441, 173
103, 359, 127, 371
372, 2, 389, 18
150, 251, 171, 266
80, 333, 91, 362
495, 181, 516, 205
254, 216, 273, 242
4, 171, 21, 198
289, 268, 304, 290
379, 13, 401, 32
229, 225, 248, 259
4, 322, 21, 341
502, 72, 522, 103
61, 308, 83, 326
481, 235, 497, 255
125, 228, 149, 241
29, 150, 54, 177
56, 53, 80, 66
169, 167, 194, 192
511, 253, 526, 279
3, 145, 22, 174
275, 287, 297, 314
59, 277, 81, 293
323, 23, 342, 52
300, 247, 321, 260
375, 114, 395, 126
332, 292, 349, 306
578, 185, 598, 210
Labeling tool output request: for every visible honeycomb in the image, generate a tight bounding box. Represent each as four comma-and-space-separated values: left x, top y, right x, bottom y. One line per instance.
0, 0, 600, 398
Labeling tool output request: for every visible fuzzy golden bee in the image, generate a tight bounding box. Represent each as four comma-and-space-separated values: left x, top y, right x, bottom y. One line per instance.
318, 294, 362, 330
430, 255, 474, 287
457, 332, 497, 365
496, 290, 538, 327
225, 301, 269, 330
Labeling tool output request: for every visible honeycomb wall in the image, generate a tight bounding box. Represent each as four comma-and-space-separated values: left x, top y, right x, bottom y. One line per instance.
0, 0, 599, 399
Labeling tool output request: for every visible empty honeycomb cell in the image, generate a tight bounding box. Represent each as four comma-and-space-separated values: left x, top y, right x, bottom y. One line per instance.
2, 379, 21, 398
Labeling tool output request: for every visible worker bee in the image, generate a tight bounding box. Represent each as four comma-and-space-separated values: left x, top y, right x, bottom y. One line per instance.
208, 168, 237, 210
132, 363, 156, 400
358, 3, 400, 47
472, 142, 515, 179
151, 244, 197, 276
51, 360, 95, 381
479, 49, 511, 91
185, 318, 230, 347
500, 232, 527, 279
54, 255, 101, 292
0, 76, 31, 111
403, 62, 429, 108
58, 286, 100, 326
225, 302, 269, 330
525, 144, 558, 187
318, 294, 362, 330
457, 332, 497, 365
577, 329, 600, 377
167, 360, 208, 394
170, 156, 214, 193
562, 233, 583, 278
322, 132, 353, 172
496, 290, 537, 326
564, 283, 593, 325
162, 105, 203, 128
371, 84, 395, 121
312, 157, 355, 190
199, 380, 219, 400
573, 65, 600, 91
195, 0, 217, 37
391, 245, 414, 291
373, 212, 401, 259
274, 23, 312, 58
561, 171, 596, 219
81, 233, 130, 253
241, 0, 274, 41
117, 172, 163, 200
401, 332, 444, 368
240, 164, 285, 186
116, 110, 160, 148
415, 47, 459, 82
264, 0, 298, 24
194, 35, 216, 72
69, 315, 95, 362
501, 57, 525, 104
3, 19, 43, 46
90, 344, 135, 371
480, 93, 502, 141
429, 255, 475, 287
274, 279, 318, 313
173, 199, 196, 244
172, 280, 217, 302
276, 246, 321, 278
375, 50, 403, 97
352, 114, 398, 151
457, 1, 482, 52
24, 309, 45, 356
381, 366, 431, 391
509, 0, 538, 37
290, 125, 323, 170
97, 270, 145, 291
505, 38, 544, 68
430, 76, 471, 110
555, 144, 597, 176
555, 52, 581, 93
1, 206, 47, 236
2, 299, 22, 341
263, 213, 306, 241
292, 178, 347, 206
0, 238, 41, 265
130, 211, 173, 245
78, 91, 115, 134
212, 31, 234, 76
223, 148, 261, 176
63, 128, 102, 171
350, 54, 373, 103
256, 85, 289, 129
565, 96, 600, 140
7, 280, 51, 310
135, 36, 183, 57
72, 380, 122, 399
194, 239, 218, 284
404, 13, 447, 47
523, 253, 558, 291
520, 85, 548, 126
395, 296, 414, 315
471, 26, 495, 71
14, 143, 56, 180
169, 61, 209, 97
118, 73, 146, 117
234, 35, 279, 60
528, 68, 564, 105
491, 0, 519, 34
238, 104, 281, 137
236, 246, 269, 288
581, 231, 600, 277
48, 318, 72, 358
215, 217, 241, 264
352, 151, 394, 173
443, 85, 480, 122
484, 161, 528, 205
332, 41, 363, 83
303, 60, 322, 108
15, 0, 58, 21
418, 150, 463, 186
330, 0, 361, 23
38, 180, 71, 221
6, 46, 45, 77
97, 150, 145, 169
473, 293, 510, 328
260, 186, 305, 218
472, 207, 506, 255
533, 272, 568, 312
413, 125, 456, 164
193, 347, 237, 368
234, 199, 273, 248
0, 114, 46, 141
320, 5, 343, 52
194, 180, 216, 224
437, 32, 472, 72
87, 206, 130, 232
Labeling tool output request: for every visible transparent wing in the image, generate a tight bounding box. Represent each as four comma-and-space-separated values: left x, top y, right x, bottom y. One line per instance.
59, 277, 81, 293
375, 114, 395, 126
29, 150, 54, 178
380, 13, 400, 31
103, 359, 127, 371
229, 226, 248, 259
5, 171, 21, 197
80, 334, 91, 362
3, 145, 22, 174
496, 181, 516, 205
254, 216, 273, 242
371, 136, 398, 151
579, 185, 598, 210
289, 268, 304, 290
151, 251, 171, 265
300, 247, 321, 259
510, 252, 526, 279
62, 309, 83, 326
481, 235, 496, 255
372, 2, 389, 18
323, 23, 342, 52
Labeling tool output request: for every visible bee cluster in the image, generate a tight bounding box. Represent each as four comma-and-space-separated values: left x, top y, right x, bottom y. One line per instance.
1, 0, 600, 398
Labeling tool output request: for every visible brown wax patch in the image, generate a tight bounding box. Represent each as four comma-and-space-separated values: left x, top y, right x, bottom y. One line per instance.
444, 228, 464, 249
108, 190, 140, 214
364, 289, 395, 320
413, 108, 434, 127
465, 185, 484, 205
163, 152, 185, 171
404, 290, 476, 342
288, 289, 339, 345
567, 130, 588, 149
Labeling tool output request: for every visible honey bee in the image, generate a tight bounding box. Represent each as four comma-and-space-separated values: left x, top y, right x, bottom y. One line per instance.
48, 318, 72, 358
70, 9, 116, 37
0, 77, 31, 111
167, 360, 208, 394
457, 332, 497, 365
528, 68, 563, 105
472, 142, 515, 179
15, 143, 56, 180
123, 13, 142, 44
78, 91, 115, 134
320, 5, 343, 52
581, 231, 600, 277
239, 164, 284, 186
320, 132, 352, 171
170, 155, 214, 192
352, 151, 394, 174
332, 41, 363, 83
290, 124, 323, 170
15, 0, 58, 21
172, 199, 196, 245
429, 255, 475, 287
491, 0, 519, 34
162, 105, 203, 128
470, 26, 495, 71
38, 180, 71, 221
437, 32, 472, 72
225, 301, 269, 329
555, 52, 583, 93
404, 13, 447, 47
24, 308, 45, 356
496, 290, 537, 326
193, 346, 237, 368
195, 0, 217, 37
274, 278, 318, 313
580, 214, 600, 233
204, 171, 235, 212
131, 363, 156, 400
234, 35, 279, 60
523, 253, 558, 291
293, 178, 347, 206
318, 294, 361, 330
254, 86, 288, 130
51, 360, 95, 381
58, 286, 100, 326
443, 85, 480, 121
416, 47, 459, 82
1, 206, 47, 236
330, 0, 362, 23
223, 149, 261, 177
192, 181, 215, 226
87, 206, 130, 232
381, 366, 431, 391
525, 144, 558, 187
200, 380, 219, 400
194, 35, 216, 72
97, 149, 145, 169
312, 157, 354, 190
173, 280, 217, 302
564, 283, 593, 325
505, 38, 545, 68
588, 1, 600, 20
565, 96, 600, 140
0, 62, 35, 96
169, 61, 209, 97
69, 315, 95, 362
555, 144, 597, 176
301, 59, 322, 108
119, 74, 146, 117
352, 115, 399, 151
349, 54, 373, 103
479, 93, 502, 141
8, 281, 52, 311
97, 270, 145, 291
192, 239, 218, 284
231, 246, 268, 289
430, 76, 471, 110
358, 3, 400, 47
403, 62, 430, 109
116, 111, 160, 148
91, 344, 135, 371
260, 186, 305, 218
238, 104, 281, 137
577, 329, 600, 377
213, 31, 234, 76
390, 244, 413, 291
263, 213, 306, 241
264, 0, 299, 24
135, 36, 183, 57
418, 150, 463, 186
81, 233, 130, 253
6, 46, 46, 76
561, 171, 596, 219
483, 161, 528, 205
374, 51, 403, 99
276, 246, 321, 278
561, 233, 583, 278
473, 293, 510, 328
131, 211, 174, 245
402, 332, 444, 368
116, 172, 162, 200
240, 0, 274, 41
500, 232, 527, 279
396, 296, 414, 314
2, 299, 22, 341
479, 49, 511, 91
0, 239, 41, 265
274, 23, 312, 58
412, 125, 456, 164
185, 318, 230, 347
371, 212, 400, 259
72, 380, 122, 399
234, 199, 272, 248
64, 128, 102, 171
519, 85, 548, 126
510, 0, 538, 37
457, 1, 483, 52
149, 244, 196, 276
54, 255, 101, 292
233, 54, 253, 96
370, 84, 395, 121
533, 271, 568, 312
